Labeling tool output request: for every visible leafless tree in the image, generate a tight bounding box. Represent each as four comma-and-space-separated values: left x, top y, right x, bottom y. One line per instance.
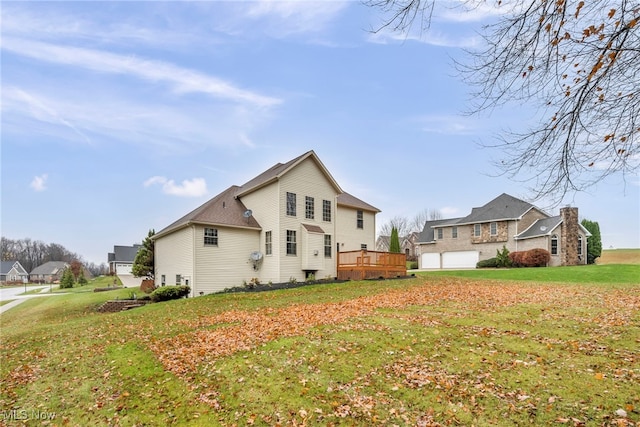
378, 215, 411, 238
410, 208, 443, 232
368, 0, 639, 203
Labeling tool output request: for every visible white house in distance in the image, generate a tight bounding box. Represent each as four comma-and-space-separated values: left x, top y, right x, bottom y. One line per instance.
107, 244, 142, 275
152, 150, 380, 296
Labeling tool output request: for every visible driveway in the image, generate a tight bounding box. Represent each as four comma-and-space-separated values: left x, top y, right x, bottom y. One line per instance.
0, 285, 66, 315
118, 275, 143, 288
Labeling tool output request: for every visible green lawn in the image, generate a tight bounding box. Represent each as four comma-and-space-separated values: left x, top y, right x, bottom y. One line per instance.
1, 270, 638, 426
417, 263, 640, 285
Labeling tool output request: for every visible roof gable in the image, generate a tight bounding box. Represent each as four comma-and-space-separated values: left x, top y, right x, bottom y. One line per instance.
1, 261, 27, 275
236, 150, 343, 197
516, 216, 562, 239
155, 185, 262, 239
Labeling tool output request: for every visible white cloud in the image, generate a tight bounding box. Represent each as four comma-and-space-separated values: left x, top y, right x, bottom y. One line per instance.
243, 1, 348, 37
144, 176, 208, 198
30, 174, 48, 192
2, 37, 281, 108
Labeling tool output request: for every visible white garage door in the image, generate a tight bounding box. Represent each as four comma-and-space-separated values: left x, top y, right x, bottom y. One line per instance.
420, 253, 441, 269
442, 251, 479, 269
116, 263, 133, 275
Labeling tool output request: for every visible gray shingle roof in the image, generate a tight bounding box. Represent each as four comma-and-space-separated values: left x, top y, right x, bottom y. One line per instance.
155, 185, 262, 238
516, 216, 562, 239
111, 245, 142, 263
337, 192, 380, 213
456, 193, 540, 225
30, 261, 69, 275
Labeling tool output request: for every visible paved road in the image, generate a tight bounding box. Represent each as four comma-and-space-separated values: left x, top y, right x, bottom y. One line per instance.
0, 285, 65, 315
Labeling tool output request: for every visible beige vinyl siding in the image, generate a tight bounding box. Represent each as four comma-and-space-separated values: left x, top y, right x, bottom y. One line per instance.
301, 227, 325, 271
336, 206, 376, 252
154, 226, 194, 291
194, 225, 260, 293
278, 157, 338, 282
239, 182, 280, 283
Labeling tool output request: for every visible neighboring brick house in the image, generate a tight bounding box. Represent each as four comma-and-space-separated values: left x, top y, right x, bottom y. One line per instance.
0, 260, 29, 284
152, 150, 380, 296
417, 193, 591, 269
29, 261, 69, 283
375, 232, 420, 260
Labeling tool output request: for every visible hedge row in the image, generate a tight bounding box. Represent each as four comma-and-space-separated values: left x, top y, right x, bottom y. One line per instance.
150, 285, 191, 302
509, 248, 551, 267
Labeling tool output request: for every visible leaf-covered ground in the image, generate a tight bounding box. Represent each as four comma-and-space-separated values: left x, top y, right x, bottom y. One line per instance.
1, 276, 639, 426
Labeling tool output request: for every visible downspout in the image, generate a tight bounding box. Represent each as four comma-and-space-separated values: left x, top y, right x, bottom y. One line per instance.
515, 219, 518, 252
192, 224, 196, 298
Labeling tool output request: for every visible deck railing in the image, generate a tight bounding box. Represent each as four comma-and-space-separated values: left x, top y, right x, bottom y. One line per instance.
337, 250, 406, 281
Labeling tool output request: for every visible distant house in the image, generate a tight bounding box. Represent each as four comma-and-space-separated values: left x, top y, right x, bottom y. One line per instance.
30, 261, 69, 283
153, 150, 380, 296
375, 232, 420, 260
107, 245, 142, 275
0, 261, 29, 284
417, 193, 591, 269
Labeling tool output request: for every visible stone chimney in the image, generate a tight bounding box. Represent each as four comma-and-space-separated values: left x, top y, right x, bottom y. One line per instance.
560, 207, 579, 266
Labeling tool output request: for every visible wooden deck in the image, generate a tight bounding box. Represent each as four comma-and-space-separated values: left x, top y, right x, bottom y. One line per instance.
337, 250, 406, 281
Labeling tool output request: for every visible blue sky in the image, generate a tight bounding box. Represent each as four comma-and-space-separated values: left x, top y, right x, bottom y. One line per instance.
2, 1, 638, 265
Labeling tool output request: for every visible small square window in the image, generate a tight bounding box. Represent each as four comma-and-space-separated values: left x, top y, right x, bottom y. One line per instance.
204, 228, 218, 246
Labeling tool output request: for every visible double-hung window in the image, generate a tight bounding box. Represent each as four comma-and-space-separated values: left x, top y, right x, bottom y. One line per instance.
452, 226, 458, 238
286, 230, 297, 255
305, 196, 314, 219
437, 229, 443, 239
551, 235, 558, 255
265, 231, 272, 255
324, 235, 332, 258
323, 200, 331, 222
356, 210, 363, 229
204, 228, 218, 246
490, 222, 498, 236
474, 224, 481, 237
286, 192, 296, 216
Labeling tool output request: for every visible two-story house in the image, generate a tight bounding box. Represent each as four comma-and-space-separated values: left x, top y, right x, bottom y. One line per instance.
152, 151, 380, 296
417, 193, 591, 269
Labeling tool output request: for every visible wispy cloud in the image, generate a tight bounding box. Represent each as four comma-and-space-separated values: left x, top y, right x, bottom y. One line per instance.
242, 1, 348, 38
367, 29, 481, 48
1, 86, 271, 151
440, 206, 459, 216
30, 174, 48, 192
2, 38, 281, 108
144, 176, 208, 198
415, 114, 481, 135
